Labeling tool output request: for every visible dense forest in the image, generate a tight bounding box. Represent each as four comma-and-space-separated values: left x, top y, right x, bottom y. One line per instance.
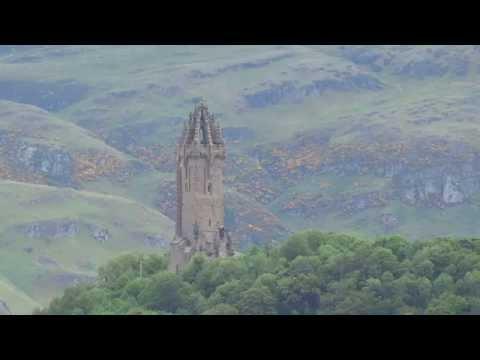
38, 231, 480, 315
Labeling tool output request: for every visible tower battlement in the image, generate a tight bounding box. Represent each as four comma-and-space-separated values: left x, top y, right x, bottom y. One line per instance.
169, 103, 233, 272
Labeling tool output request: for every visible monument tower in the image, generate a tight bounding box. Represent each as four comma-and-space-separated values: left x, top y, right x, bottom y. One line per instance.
169, 102, 233, 272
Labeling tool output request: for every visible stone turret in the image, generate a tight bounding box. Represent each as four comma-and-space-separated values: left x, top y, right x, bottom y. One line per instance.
169, 102, 233, 273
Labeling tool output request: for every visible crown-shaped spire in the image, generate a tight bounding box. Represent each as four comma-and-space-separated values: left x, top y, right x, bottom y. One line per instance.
180, 101, 224, 146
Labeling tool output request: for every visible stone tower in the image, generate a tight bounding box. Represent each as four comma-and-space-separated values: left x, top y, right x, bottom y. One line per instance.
168, 102, 233, 272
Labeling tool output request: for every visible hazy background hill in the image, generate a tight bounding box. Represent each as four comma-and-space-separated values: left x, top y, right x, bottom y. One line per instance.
1, 45, 480, 313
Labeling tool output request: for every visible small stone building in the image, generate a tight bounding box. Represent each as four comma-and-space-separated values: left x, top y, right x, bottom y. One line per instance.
169, 103, 233, 272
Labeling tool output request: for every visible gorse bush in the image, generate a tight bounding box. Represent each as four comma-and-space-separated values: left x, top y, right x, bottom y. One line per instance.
39, 231, 480, 315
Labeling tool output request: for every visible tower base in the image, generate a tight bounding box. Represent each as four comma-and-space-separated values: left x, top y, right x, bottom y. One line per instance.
168, 232, 234, 273
168, 236, 192, 273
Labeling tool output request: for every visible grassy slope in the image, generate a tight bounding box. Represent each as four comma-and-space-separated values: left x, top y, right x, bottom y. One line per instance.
5, 46, 477, 147
0, 99, 130, 157
0, 274, 40, 314
0, 180, 174, 312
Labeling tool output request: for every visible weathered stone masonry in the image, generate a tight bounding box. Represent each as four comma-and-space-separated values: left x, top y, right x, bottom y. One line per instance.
169, 103, 233, 272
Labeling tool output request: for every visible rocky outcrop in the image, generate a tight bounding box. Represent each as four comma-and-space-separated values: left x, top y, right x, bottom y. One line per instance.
1, 143, 128, 187
93, 228, 110, 243
0, 79, 89, 111
397, 59, 449, 78
35, 272, 95, 290
244, 73, 384, 108
18, 220, 116, 242
393, 171, 476, 207
341, 191, 391, 215
281, 191, 392, 218
338, 45, 477, 79
142, 234, 169, 248
0, 300, 11, 315
73, 150, 126, 182
189, 54, 294, 79
0, 106, 127, 186
23, 219, 80, 239
379, 213, 400, 232
37, 256, 59, 267
250, 130, 480, 230
13, 143, 74, 186
105, 119, 181, 152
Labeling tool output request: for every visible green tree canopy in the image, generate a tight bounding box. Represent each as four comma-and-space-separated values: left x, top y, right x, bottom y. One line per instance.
41, 231, 480, 315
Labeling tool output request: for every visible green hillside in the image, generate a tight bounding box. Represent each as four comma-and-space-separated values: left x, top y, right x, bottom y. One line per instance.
0, 180, 173, 313
2, 45, 480, 313
0, 274, 40, 314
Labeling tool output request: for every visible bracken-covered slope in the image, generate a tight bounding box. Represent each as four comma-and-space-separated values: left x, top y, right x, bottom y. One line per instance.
0, 99, 139, 187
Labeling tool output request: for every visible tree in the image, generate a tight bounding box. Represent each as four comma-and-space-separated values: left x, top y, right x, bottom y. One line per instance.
278, 274, 320, 314
127, 307, 159, 315
122, 277, 151, 300
195, 257, 249, 297
98, 254, 143, 291
394, 274, 432, 309
279, 233, 311, 261
242, 250, 277, 278
417, 240, 460, 275
182, 253, 208, 284
374, 236, 410, 261
142, 254, 168, 276
46, 284, 96, 315
457, 270, 480, 297
365, 247, 399, 278
254, 273, 279, 297
317, 244, 342, 264
202, 304, 239, 315
288, 256, 321, 276
138, 272, 195, 314
412, 258, 435, 279
237, 286, 277, 315
333, 290, 378, 315
426, 293, 468, 315
303, 230, 328, 252
361, 277, 403, 315
208, 280, 247, 308
41, 232, 480, 316
432, 273, 455, 296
